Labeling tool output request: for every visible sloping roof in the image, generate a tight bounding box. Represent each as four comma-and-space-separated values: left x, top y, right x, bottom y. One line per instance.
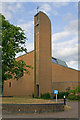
52, 57, 68, 67
16, 50, 68, 67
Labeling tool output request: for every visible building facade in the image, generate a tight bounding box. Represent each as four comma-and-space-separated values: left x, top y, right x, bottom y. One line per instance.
3, 11, 79, 96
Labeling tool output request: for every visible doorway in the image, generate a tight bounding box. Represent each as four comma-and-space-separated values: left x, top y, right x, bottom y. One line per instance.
37, 84, 39, 97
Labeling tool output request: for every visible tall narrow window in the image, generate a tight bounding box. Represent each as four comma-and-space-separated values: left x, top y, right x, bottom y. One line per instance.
36, 25, 39, 33
9, 82, 11, 87
37, 84, 39, 97
36, 15, 39, 26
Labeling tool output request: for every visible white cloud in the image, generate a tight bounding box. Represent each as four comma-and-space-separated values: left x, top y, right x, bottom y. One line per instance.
16, 42, 34, 58
1, 2, 22, 20
40, 4, 52, 12
52, 41, 78, 69
52, 19, 78, 70
52, 19, 78, 42
64, 20, 78, 34
53, 10, 58, 15
7, 3, 22, 13
16, 3, 21, 8
16, 52, 25, 58
53, 2, 68, 8
1, 4, 12, 20
39, 3, 59, 16
18, 19, 25, 23
7, 3, 21, 13
0, 2, 2, 13
67, 61, 78, 70
53, 43, 78, 58
64, 13, 73, 21
18, 21, 34, 53
39, 3, 52, 16
52, 31, 71, 42
18, 21, 34, 40
25, 41, 34, 52
53, 36, 78, 47
2, 10, 12, 20
67, 61, 77, 66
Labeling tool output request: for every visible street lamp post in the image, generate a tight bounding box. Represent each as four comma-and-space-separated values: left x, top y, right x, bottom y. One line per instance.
64, 95, 66, 105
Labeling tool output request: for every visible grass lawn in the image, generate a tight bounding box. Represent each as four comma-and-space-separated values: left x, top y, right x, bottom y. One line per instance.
2, 96, 56, 104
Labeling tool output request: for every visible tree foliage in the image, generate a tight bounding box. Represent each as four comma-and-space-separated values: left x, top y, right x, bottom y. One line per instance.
0, 13, 32, 91
67, 86, 80, 100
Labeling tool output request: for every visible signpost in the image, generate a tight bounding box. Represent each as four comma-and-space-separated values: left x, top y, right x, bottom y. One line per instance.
54, 90, 58, 102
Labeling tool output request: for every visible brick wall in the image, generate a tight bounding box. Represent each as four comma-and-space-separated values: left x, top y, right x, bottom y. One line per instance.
2, 103, 64, 113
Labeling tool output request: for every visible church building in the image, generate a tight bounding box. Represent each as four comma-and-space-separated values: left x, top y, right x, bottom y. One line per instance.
3, 11, 79, 97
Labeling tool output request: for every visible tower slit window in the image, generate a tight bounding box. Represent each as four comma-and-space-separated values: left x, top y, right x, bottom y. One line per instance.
36, 25, 39, 34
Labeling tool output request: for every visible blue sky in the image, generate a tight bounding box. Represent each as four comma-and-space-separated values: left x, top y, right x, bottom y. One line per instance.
1, 1, 79, 70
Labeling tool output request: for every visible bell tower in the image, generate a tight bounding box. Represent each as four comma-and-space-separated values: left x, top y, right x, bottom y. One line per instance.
34, 11, 51, 97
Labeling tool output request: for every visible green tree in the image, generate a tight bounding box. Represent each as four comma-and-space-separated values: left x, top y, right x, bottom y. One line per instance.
0, 13, 32, 94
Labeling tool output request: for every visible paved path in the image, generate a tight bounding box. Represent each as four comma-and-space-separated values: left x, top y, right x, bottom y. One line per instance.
2, 102, 80, 119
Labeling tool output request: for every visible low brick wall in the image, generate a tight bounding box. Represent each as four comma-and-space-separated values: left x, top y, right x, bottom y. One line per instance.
2, 103, 64, 113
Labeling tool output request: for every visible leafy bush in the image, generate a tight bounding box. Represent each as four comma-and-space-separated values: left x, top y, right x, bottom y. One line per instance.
66, 87, 71, 91
32, 93, 34, 98
68, 86, 80, 94
68, 90, 75, 94
58, 92, 69, 99
54, 92, 69, 99
67, 94, 76, 100
35, 96, 40, 99
67, 86, 80, 100
40, 92, 51, 99
74, 86, 80, 93
67, 94, 80, 100
76, 95, 80, 100
32, 94, 40, 99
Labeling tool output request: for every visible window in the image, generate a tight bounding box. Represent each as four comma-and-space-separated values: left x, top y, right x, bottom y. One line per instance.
36, 25, 39, 33
36, 15, 39, 26
36, 20, 39, 26
37, 85, 39, 97
9, 82, 11, 87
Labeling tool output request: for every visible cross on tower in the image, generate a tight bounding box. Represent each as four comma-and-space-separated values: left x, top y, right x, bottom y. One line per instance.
37, 6, 39, 13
